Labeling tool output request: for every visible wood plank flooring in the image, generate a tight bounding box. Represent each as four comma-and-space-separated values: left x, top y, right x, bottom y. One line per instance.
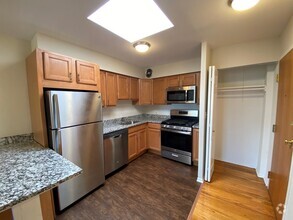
57, 153, 200, 220
190, 160, 276, 220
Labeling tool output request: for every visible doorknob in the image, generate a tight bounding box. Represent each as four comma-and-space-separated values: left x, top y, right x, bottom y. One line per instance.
285, 140, 293, 148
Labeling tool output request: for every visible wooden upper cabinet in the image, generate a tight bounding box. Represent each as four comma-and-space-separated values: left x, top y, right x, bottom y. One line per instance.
139, 79, 153, 105
105, 72, 117, 106
76, 60, 98, 85
117, 75, 130, 100
100, 70, 107, 107
43, 52, 73, 82
153, 77, 167, 105
180, 73, 196, 86
130, 77, 139, 101
167, 75, 180, 87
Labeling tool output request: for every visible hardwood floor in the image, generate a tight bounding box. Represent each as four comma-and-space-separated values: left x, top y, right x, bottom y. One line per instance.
57, 153, 200, 220
190, 160, 276, 220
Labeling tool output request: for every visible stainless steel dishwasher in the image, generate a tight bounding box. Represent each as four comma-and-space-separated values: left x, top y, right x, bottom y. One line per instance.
103, 129, 128, 176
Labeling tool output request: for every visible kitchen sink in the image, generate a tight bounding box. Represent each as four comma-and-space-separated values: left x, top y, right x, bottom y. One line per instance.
119, 120, 140, 125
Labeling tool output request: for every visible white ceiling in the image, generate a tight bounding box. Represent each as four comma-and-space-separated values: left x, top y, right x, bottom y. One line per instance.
0, 0, 292, 68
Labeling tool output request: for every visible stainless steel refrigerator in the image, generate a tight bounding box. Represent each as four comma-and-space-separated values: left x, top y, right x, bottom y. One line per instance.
44, 90, 105, 212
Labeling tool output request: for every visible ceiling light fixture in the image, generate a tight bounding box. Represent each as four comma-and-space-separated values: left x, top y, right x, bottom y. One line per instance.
87, 0, 174, 43
133, 41, 151, 53
230, 0, 260, 11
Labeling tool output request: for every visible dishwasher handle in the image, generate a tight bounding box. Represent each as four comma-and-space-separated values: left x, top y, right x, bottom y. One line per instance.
113, 134, 122, 138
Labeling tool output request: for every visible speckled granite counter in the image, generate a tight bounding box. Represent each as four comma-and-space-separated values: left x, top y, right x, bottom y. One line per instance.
103, 114, 169, 134
0, 134, 82, 212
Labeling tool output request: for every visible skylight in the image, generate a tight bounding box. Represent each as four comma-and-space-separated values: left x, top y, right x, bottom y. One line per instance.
87, 0, 174, 43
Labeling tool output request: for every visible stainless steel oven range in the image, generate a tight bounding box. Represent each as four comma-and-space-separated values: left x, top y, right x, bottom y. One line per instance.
161, 109, 199, 165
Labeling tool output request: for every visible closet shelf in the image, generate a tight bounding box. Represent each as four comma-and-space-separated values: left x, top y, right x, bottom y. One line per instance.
217, 85, 266, 92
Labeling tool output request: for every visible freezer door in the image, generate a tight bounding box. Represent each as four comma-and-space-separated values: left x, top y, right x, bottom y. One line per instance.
45, 90, 102, 129
51, 122, 105, 211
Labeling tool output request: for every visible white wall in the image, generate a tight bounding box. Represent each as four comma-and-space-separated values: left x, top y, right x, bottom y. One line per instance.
212, 38, 280, 69
257, 64, 278, 185
215, 65, 267, 168
0, 34, 32, 138
32, 33, 144, 77
280, 15, 293, 59
150, 57, 201, 78
143, 104, 198, 116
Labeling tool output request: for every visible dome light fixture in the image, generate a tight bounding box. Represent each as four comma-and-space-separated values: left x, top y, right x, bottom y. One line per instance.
133, 41, 151, 53
230, 0, 260, 11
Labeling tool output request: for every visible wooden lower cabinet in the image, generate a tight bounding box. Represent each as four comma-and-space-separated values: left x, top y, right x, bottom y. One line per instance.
128, 124, 147, 161
192, 128, 199, 164
147, 123, 161, 152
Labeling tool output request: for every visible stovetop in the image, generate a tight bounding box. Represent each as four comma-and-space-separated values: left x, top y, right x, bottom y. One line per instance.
161, 118, 198, 127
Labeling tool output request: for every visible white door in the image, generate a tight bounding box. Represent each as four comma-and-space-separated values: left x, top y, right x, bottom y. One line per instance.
205, 66, 218, 182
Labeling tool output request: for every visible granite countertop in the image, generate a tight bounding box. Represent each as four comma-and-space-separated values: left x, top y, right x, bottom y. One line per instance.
0, 135, 82, 212
103, 114, 170, 134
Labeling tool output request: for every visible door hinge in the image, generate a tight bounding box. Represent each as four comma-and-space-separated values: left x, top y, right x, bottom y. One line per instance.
276, 74, 279, 83
268, 171, 272, 179
272, 124, 276, 133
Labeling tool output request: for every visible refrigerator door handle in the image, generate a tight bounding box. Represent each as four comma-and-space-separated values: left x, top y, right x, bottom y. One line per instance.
53, 129, 63, 155
53, 94, 61, 129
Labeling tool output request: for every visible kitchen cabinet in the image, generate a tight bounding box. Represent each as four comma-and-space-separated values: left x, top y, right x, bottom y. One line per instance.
117, 74, 130, 100
130, 77, 139, 101
138, 79, 153, 105
192, 128, 199, 164
167, 75, 180, 87
153, 77, 167, 105
128, 124, 147, 161
147, 123, 161, 152
166, 73, 197, 88
181, 73, 196, 86
105, 72, 118, 106
76, 60, 98, 85
100, 70, 107, 106
43, 52, 73, 82
42, 50, 100, 91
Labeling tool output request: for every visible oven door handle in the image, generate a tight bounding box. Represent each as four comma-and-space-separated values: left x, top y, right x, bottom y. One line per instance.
161, 128, 192, 135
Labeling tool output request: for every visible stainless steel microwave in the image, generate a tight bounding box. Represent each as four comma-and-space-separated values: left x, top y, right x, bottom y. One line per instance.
166, 85, 196, 104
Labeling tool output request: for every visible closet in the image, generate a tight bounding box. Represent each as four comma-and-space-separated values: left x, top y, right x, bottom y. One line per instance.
215, 65, 269, 169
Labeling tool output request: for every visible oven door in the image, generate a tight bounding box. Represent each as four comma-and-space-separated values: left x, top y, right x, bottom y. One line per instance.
161, 128, 192, 156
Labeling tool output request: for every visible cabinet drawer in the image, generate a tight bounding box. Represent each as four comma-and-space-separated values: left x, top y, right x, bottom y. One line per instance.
148, 123, 161, 129
128, 123, 147, 134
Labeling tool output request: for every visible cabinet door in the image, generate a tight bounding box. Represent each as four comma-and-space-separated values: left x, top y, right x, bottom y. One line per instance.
106, 72, 117, 106
137, 129, 147, 153
180, 73, 196, 86
167, 75, 180, 87
130, 77, 139, 101
153, 77, 167, 105
43, 52, 73, 82
117, 75, 130, 100
139, 79, 153, 105
148, 127, 161, 151
192, 129, 199, 162
100, 71, 107, 107
195, 72, 200, 104
128, 133, 138, 160
76, 60, 98, 85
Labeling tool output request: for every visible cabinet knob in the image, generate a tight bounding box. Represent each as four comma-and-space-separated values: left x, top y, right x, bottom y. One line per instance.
68, 72, 72, 81
77, 74, 80, 82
